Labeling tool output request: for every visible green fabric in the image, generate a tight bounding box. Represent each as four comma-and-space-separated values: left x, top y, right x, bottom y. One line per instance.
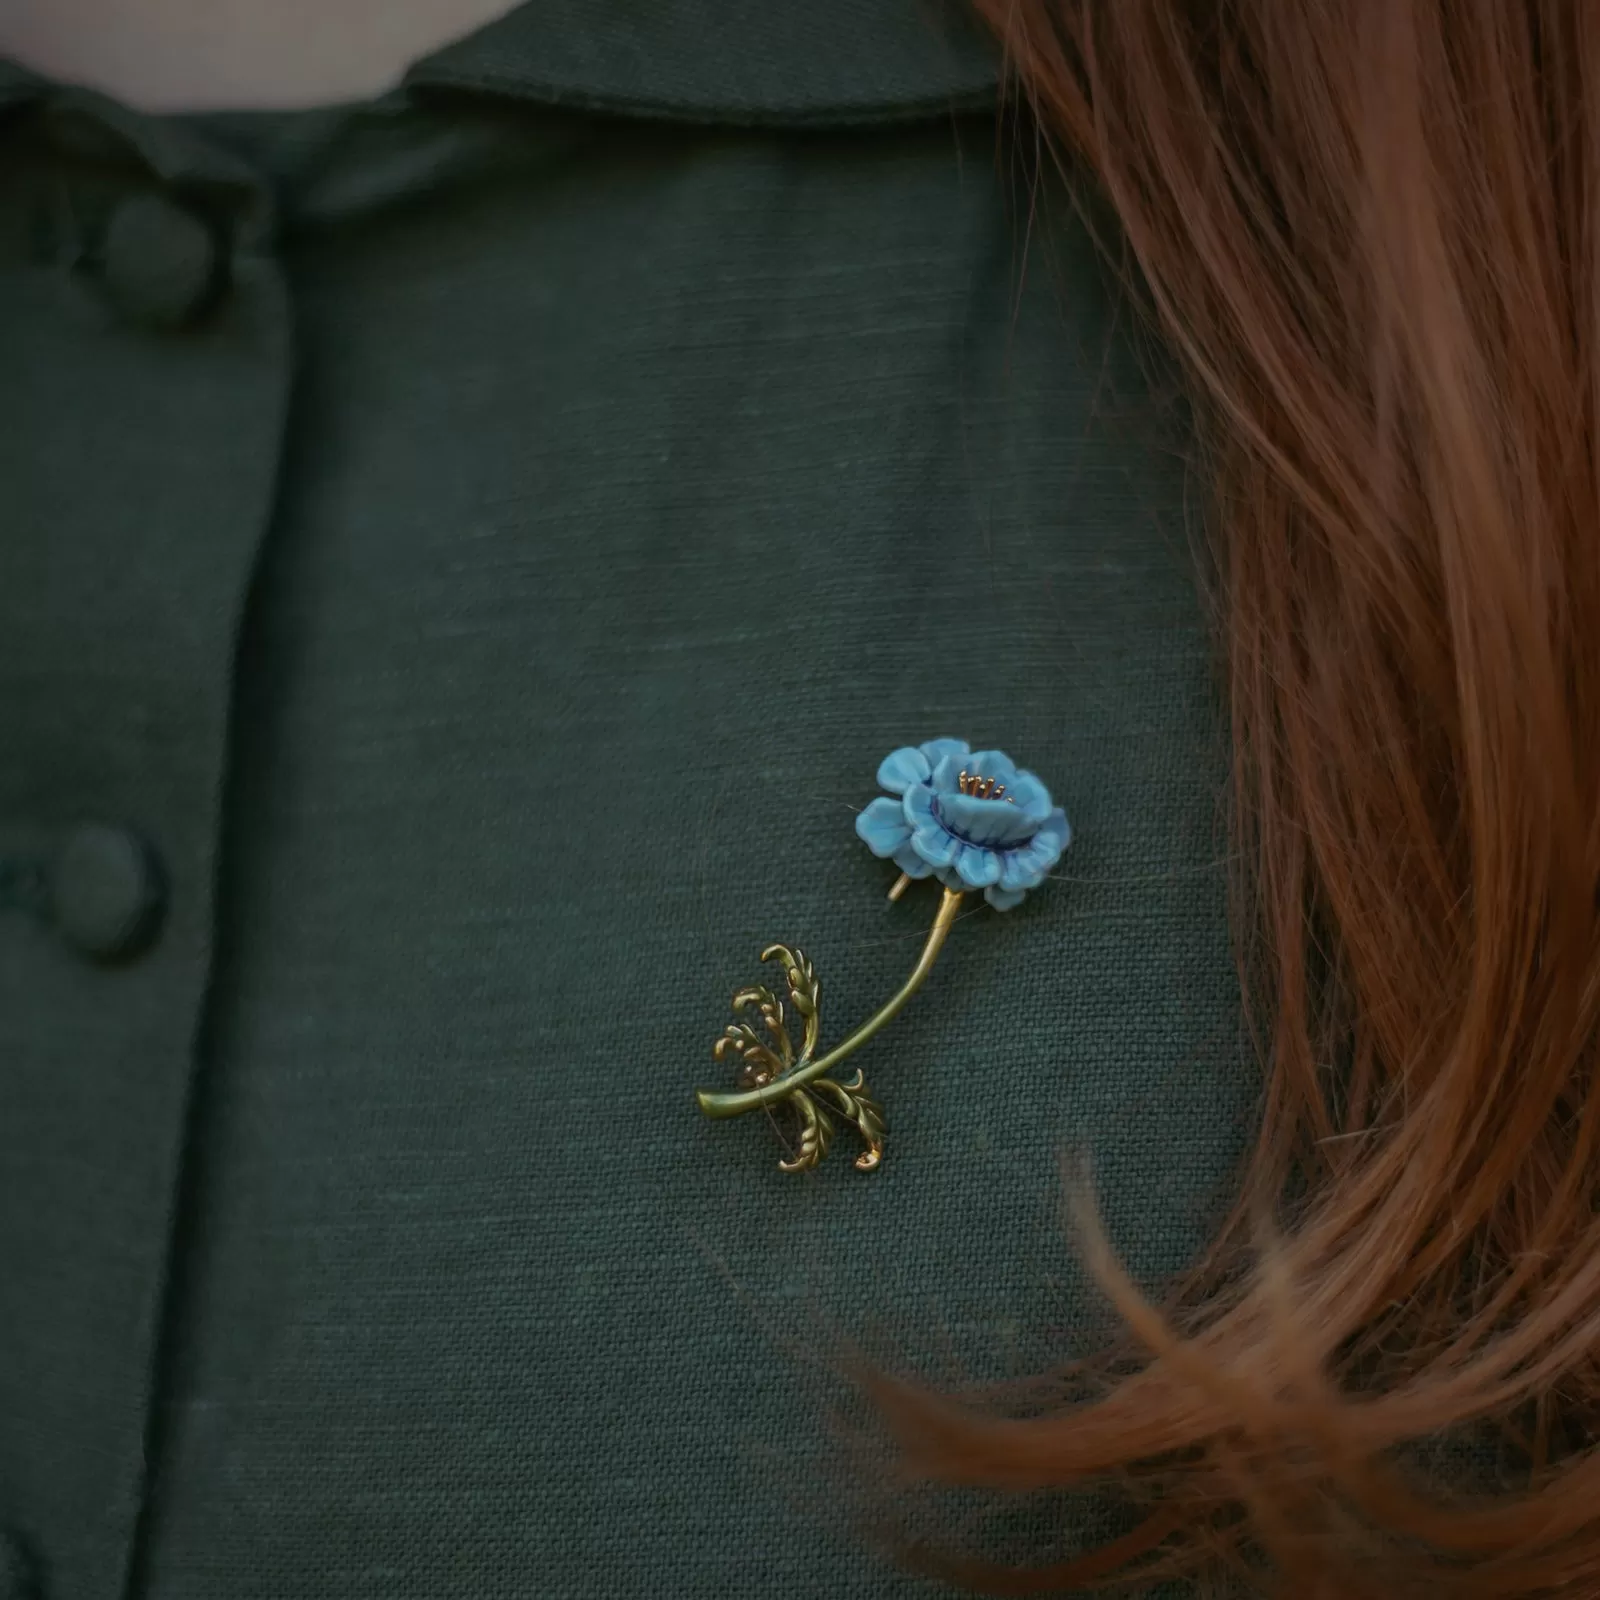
0, 4, 1252, 1597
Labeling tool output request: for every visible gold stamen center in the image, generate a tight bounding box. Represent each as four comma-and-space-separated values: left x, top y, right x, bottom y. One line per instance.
957, 768, 1012, 802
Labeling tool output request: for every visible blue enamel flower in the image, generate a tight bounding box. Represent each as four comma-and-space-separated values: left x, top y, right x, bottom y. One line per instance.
854, 737, 1071, 911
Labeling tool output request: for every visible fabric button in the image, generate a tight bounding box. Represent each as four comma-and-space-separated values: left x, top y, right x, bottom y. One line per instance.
0, 1529, 37, 1600
101, 192, 221, 329
51, 823, 166, 962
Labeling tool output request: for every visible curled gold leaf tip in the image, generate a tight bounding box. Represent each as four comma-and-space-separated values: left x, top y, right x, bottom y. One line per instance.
696, 886, 963, 1172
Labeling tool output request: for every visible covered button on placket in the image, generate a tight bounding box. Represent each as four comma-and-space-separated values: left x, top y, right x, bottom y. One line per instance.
50, 822, 166, 962
100, 190, 221, 329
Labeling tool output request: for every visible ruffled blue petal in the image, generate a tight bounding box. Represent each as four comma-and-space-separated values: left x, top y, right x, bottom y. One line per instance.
929, 749, 968, 794
916, 737, 969, 771
1005, 770, 1053, 826
934, 862, 967, 893
984, 884, 1028, 911
1033, 806, 1072, 857
892, 842, 935, 878
908, 818, 960, 869
876, 746, 931, 795
902, 783, 937, 826
997, 806, 1072, 891
954, 843, 1003, 888
934, 789, 1038, 848
998, 835, 1052, 891
855, 794, 913, 858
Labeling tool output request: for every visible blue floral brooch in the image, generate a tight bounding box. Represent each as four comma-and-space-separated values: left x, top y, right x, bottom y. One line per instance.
695, 739, 1070, 1172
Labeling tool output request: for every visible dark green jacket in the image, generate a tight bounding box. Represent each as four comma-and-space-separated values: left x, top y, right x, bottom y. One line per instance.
0, 4, 1249, 1596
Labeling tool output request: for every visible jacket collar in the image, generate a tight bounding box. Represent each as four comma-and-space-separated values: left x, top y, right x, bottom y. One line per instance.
0, 57, 43, 110
404, 0, 999, 126
0, 1, 999, 129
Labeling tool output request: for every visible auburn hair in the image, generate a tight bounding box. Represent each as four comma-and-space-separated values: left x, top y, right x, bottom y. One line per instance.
871, 3, 1600, 1593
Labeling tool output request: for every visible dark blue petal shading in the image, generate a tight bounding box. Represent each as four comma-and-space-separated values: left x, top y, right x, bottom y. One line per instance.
859, 740, 1070, 911
934, 788, 1037, 847
954, 843, 1003, 888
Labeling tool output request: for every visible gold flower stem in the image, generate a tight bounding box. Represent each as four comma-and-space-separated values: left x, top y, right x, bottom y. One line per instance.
695, 885, 965, 1121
